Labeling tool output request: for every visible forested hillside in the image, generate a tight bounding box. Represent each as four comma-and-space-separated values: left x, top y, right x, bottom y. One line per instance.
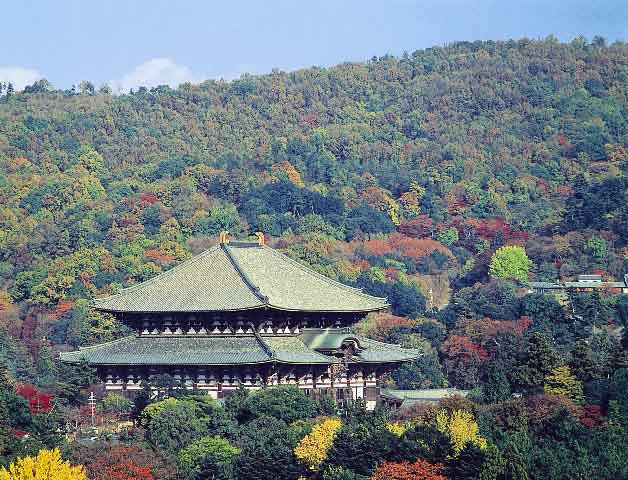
1, 37, 628, 478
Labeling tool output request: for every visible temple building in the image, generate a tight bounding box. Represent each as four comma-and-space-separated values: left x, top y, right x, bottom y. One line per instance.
529, 274, 628, 295
60, 234, 420, 408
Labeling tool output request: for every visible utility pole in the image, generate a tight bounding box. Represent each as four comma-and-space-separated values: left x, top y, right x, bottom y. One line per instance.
88, 392, 96, 426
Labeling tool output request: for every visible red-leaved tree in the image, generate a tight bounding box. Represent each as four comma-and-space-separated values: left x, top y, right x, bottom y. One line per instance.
73, 444, 177, 480
16, 384, 53, 413
370, 459, 446, 480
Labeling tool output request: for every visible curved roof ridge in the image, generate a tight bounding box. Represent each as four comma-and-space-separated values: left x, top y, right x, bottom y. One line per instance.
94, 245, 222, 304
252, 327, 275, 360
261, 245, 388, 305
78, 335, 136, 350
223, 244, 269, 305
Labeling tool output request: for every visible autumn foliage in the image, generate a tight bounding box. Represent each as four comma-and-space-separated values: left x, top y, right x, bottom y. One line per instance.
435, 409, 487, 456
74, 445, 176, 480
0, 449, 86, 480
16, 385, 53, 413
355, 313, 415, 342
441, 336, 489, 365
369, 459, 445, 480
295, 417, 343, 471
389, 234, 452, 259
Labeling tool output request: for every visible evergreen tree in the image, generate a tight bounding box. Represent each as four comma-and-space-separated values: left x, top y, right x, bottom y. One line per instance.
569, 340, 598, 382
482, 363, 512, 404
0, 360, 14, 394
446, 443, 486, 479
513, 333, 560, 391
36, 340, 56, 385
479, 445, 506, 480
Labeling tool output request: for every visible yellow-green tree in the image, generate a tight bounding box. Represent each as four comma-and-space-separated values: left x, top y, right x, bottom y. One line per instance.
489, 245, 533, 283
435, 409, 487, 456
0, 449, 86, 480
294, 417, 342, 471
544, 365, 584, 405
386, 421, 408, 437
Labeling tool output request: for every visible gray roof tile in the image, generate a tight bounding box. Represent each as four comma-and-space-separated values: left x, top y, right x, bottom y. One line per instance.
59, 336, 272, 365
59, 333, 420, 366
94, 242, 388, 313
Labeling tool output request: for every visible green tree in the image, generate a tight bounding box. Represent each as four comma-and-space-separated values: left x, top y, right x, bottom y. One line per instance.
392, 352, 446, 389
513, 333, 561, 391
437, 227, 459, 246
479, 445, 506, 480
324, 414, 396, 477
235, 416, 301, 480
489, 246, 533, 283
99, 393, 133, 416
482, 362, 512, 404
146, 397, 235, 451
178, 436, 240, 480
608, 368, 628, 422
240, 385, 318, 424
569, 340, 599, 382
36, 341, 56, 385
55, 360, 98, 405
446, 443, 486, 480
77, 146, 105, 175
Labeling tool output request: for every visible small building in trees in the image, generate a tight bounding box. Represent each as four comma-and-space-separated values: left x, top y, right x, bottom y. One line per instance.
529, 273, 628, 295
60, 234, 420, 408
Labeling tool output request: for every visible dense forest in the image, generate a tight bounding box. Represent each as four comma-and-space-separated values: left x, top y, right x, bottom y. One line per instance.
1, 37, 628, 479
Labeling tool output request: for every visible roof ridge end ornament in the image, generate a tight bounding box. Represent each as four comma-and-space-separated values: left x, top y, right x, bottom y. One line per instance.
255, 231, 265, 246
219, 231, 230, 245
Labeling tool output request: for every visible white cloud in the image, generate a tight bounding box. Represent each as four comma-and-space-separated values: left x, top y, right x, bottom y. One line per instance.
0, 66, 43, 91
111, 58, 203, 93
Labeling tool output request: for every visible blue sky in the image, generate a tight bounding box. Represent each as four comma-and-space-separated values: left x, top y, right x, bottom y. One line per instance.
0, 0, 626, 91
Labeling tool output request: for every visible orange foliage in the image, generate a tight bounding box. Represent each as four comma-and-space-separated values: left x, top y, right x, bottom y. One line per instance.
389, 233, 451, 259
53, 300, 76, 318
358, 313, 415, 341
271, 161, 304, 187
352, 259, 371, 272
459, 217, 529, 246
360, 186, 393, 209
144, 249, 175, 263
363, 239, 393, 256
370, 459, 445, 480
82, 446, 162, 480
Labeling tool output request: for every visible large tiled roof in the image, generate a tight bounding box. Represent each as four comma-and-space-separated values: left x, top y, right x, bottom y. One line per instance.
59, 336, 272, 365
94, 242, 388, 313
59, 332, 421, 366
